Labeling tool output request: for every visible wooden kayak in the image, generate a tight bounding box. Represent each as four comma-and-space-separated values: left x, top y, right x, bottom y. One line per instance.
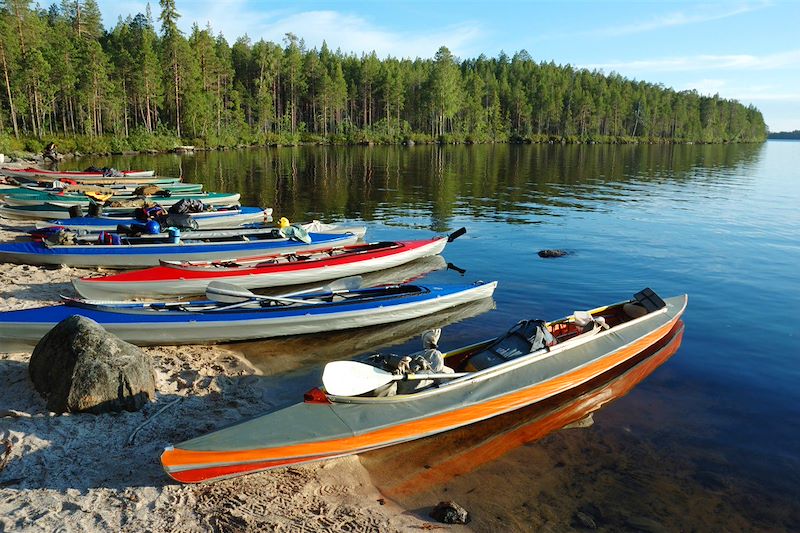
160, 288, 686, 483
73, 236, 451, 300
0, 281, 498, 350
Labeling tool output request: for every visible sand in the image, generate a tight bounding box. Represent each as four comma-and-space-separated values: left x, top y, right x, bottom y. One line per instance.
0, 218, 442, 532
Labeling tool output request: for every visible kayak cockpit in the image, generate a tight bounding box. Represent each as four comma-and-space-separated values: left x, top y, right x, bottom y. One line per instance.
321, 288, 671, 402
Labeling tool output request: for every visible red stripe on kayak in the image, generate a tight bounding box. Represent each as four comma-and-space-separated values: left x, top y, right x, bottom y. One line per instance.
79, 239, 439, 284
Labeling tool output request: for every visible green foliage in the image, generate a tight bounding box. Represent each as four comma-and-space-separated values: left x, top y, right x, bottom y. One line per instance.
0, 2, 768, 152
0, 133, 25, 153
24, 138, 43, 153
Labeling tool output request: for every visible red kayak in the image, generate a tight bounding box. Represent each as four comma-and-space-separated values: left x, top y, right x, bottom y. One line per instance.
1, 167, 155, 178
73, 233, 461, 300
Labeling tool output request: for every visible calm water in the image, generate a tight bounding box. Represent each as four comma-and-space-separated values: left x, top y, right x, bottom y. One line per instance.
70, 141, 800, 530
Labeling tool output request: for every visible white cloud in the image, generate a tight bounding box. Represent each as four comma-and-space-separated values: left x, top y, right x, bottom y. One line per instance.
257, 10, 482, 58
98, 0, 483, 58
591, 1, 769, 37
168, 2, 482, 59
582, 49, 800, 73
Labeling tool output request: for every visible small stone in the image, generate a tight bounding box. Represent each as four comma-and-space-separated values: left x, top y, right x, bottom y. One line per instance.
429, 500, 470, 524
538, 249, 569, 258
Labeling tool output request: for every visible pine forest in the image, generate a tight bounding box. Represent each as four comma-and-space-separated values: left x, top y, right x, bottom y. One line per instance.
0, 0, 768, 154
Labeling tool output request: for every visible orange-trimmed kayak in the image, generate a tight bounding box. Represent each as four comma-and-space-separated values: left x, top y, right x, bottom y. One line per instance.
161, 289, 687, 483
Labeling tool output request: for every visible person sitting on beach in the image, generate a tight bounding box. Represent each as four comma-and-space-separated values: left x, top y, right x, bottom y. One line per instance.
42, 142, 59, 165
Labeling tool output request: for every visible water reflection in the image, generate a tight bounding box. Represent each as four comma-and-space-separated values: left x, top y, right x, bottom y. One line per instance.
227, 296, 495, 376
361, 322, 685, 520
68, 143, 764, 230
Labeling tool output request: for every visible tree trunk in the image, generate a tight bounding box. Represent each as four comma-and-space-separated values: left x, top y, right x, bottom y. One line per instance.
0, 44, 19, 137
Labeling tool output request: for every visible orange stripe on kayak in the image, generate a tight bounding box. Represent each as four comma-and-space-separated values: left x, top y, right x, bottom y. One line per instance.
162, 314, 680, 474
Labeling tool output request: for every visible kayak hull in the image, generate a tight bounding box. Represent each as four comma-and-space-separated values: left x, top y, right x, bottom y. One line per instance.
3, 191, 241, 208
3, 204, 264, 222
74, 237, 447, 300
0, 282, 497, 349
160, 293, 687, 483
0, 231, 359, 268
0, 168, 156, 179
32, 207, 272, 232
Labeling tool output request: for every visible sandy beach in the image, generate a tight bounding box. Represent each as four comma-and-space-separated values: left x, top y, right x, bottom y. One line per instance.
0, 218, 453, 532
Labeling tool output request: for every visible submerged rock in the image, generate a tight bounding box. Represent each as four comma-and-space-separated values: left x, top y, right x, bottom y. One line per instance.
573, 510, 597, 529
29, 315, 156, 414
538, 249, 569, 258
429, 500, 471, 524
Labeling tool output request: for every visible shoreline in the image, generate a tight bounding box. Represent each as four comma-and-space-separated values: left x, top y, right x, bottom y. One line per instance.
0, 218, 442, 532
1, 136, 766, 166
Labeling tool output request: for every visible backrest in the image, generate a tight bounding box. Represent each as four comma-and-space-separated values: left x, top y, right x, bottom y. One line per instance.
634, 288, 666, 312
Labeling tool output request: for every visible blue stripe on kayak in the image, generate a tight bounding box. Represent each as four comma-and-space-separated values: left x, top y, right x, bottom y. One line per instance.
0, 284, 484, 324
0, 232, 350, 256
42, 206, 263, 226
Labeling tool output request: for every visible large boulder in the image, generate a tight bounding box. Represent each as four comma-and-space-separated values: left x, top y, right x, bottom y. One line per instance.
28, 315, 156, 414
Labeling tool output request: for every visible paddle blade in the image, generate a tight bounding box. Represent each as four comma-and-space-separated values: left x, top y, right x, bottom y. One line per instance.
447, 226, 467, 242
322, 360, 395, 397
326, 275, 363, 292
205, 281, 258, 303
280, 275, 364, 299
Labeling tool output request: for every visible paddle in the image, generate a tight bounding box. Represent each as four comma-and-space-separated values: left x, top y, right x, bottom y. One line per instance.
276, 275, 363, 298
205, 276, 364, 306
446, 262, 466, 275
447, 226, 467, 242
322, 360, 469, 397
205, 281, 318, 305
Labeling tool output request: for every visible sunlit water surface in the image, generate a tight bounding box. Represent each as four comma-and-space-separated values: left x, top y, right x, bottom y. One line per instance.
71, 141, 800, 530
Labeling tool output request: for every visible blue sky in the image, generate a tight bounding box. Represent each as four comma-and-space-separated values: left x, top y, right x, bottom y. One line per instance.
96, 0, 800, 131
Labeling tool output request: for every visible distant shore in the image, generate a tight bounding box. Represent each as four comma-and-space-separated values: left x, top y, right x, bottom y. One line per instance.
0, 134, 766, 167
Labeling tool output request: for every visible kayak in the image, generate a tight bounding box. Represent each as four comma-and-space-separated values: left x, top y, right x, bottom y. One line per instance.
0, 182, 203, 196
0, 231, 360, 268
364, 320, 685, 495
3, 190, 241, 208
0, 281, 498, 350
35, 223, 365, 244
160, 288, 686, 483
0, 167, 155, 179
1, 203, 251, 222
32, 207, 273, 232
11, 175, 182, 186
74, 235, 451, 300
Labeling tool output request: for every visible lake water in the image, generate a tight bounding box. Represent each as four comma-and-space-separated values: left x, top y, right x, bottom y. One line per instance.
70, 141, 800, 530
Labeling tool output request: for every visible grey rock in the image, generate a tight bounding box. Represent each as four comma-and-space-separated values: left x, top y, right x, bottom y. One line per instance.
538, 249, 569, 258
29, 315, 156, 414
429, 500, 470, 524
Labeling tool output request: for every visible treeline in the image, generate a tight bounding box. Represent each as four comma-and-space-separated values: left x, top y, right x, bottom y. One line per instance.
767, 130, 800, 140
0, 0, 767, 153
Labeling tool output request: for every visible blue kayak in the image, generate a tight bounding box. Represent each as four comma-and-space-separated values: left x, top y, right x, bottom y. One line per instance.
0, 231, 360, 268
0, 281, 498, 349
32, 207, 270, 232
